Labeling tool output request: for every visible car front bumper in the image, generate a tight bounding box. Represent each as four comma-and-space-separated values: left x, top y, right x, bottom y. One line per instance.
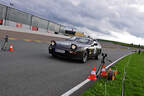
49, 47, 84, 60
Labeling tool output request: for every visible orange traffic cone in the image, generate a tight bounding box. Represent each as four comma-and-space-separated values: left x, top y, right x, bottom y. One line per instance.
9, 43, 14, 52
101, 65, 106, 77
88, 67, 97, 81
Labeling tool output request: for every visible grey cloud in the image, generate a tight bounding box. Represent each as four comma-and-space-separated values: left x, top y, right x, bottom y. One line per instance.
1, 0, 144, 40
109, 20, 130, 30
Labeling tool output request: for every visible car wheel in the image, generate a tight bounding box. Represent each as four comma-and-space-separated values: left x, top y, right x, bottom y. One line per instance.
99, 49, 102, 54
81, 52, 88, 63
51, 52, 55, 57
51, 51, 56, 57
50, 49, 56, 57
95, 55, 99, 60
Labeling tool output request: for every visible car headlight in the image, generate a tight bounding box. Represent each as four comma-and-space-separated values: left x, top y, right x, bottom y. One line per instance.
51, 41, 56, 46
71, 44, 77, 50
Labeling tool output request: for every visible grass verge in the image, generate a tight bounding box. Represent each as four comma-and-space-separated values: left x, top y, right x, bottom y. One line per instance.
81, 52, 144, 96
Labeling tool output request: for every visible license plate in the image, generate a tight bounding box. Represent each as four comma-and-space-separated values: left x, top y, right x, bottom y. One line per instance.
55, 49, 65, 53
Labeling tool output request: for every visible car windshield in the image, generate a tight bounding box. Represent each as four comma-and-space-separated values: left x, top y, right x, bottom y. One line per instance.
67, 37, 90, 43
76, 38, 90, 43
67, 37, 77, 41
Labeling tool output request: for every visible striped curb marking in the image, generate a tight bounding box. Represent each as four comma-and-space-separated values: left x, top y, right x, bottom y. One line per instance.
23, 39, 33, 42
9, 37, 19, 40
8, 37, 46, 43
33, 40, 41, 43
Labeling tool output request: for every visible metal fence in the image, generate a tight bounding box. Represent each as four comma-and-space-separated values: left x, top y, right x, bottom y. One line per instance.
0, 4, 65, 34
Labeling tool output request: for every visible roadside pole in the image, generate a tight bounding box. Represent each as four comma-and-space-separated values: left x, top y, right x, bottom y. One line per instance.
121, 55, 132, 96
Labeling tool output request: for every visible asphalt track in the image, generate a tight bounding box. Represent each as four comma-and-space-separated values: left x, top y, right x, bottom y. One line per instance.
0, 36, 133, 96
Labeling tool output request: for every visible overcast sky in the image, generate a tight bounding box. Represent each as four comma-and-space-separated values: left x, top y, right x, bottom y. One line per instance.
1, 0, 144, 45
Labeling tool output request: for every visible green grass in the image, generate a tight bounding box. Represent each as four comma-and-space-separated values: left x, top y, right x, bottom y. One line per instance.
124, 52, 144, 96
81, 52, 144, 96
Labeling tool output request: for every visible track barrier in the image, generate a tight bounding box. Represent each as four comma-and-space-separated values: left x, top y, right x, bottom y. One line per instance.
16, 23, 22, 28
32, 26, 38, 31
100, 65, 106, 77
9, 43, 14, 52
88, 67, 97, 81
0, 19, 3, 25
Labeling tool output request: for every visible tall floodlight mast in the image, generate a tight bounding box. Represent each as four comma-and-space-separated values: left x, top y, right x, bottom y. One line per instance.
9, 0, 14, 6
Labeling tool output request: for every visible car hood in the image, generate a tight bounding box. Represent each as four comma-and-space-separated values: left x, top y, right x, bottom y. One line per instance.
55, 40, 90, 49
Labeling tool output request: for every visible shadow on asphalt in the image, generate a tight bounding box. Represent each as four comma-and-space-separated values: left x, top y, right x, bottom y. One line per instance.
46, 54, 102, 64
46, 54, 87, 64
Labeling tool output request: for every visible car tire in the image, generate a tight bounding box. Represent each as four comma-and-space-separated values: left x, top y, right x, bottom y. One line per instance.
51, 53, 55, 57
50, 49, 56, 57
51, 51, 56, 57
95, 55, 99, 60
81, 52, 88, 63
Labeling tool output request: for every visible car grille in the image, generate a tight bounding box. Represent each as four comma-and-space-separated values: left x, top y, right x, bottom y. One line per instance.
55, 45, 70, 50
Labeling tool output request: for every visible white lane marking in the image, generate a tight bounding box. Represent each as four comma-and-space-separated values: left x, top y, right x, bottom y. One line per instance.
61, 52, 132, 96
106, 53, 132, 69
61, 79, 90, 96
